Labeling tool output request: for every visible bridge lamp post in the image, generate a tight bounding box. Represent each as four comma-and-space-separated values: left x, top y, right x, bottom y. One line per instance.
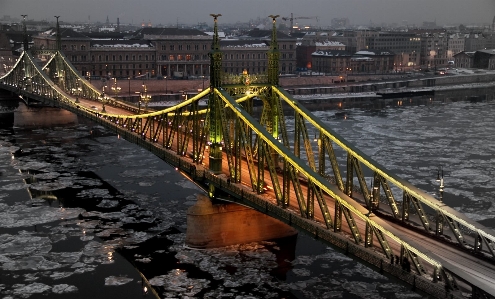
75, 78, 81, 103
127, 77, 130, 100
101, 86, 108, 113
111, 78, 121, 102
436, 166, 444, 202
164, 76, 168, 94
435, 166, 444, 236
141, 84, 151, 110
135, 91, 142, 114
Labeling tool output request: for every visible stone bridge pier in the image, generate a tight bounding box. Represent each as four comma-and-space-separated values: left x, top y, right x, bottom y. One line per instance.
186, 194, 298, 249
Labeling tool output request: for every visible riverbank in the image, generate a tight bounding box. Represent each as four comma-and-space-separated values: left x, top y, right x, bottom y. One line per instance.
89, 69, 495, 104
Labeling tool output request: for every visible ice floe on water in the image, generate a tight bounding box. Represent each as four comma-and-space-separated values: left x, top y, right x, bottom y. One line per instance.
119, 169, 170, 178
175, 179, 201, 190
52, 284, 78, 294
105, 276, 133, 286
0, 205, 84, 228
12, 282, 52, 297
149, 269, 209, 296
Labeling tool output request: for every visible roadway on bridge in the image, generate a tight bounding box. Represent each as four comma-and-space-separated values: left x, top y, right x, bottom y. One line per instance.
77, 96, 495, 295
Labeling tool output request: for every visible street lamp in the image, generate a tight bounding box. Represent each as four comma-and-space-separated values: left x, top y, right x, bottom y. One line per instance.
111, 77, 121, 100
141, 84, 151, 111
101, 85, 108, 113
135, 91, 142, 114
164, 76, 168, 94
75, 78, 81, 103
127, 77, 130, 99
435, 166, 445, 236
182, 90, 188, 101
436, 166, 444, 202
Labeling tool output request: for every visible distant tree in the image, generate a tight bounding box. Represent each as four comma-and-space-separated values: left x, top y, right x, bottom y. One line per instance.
459, 24, 466, 31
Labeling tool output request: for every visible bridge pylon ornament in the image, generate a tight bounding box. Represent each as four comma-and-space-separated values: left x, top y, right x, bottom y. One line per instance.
208, 13, 224, 176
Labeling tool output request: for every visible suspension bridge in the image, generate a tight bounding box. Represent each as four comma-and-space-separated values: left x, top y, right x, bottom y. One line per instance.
1, 15, 495, 299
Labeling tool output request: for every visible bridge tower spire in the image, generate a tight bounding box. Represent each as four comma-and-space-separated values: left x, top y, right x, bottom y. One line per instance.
54, 16, 61, 51
208, 14, 224, 176
21, 15, 28, 51
267, 15, 281, 144
267, 15, 280, 86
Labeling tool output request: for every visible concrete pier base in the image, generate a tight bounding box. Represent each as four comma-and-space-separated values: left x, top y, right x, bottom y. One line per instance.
14, 103, 78, 128
186, 194, 298, 249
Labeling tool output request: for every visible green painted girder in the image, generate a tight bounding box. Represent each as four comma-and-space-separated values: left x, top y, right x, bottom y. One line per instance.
365, 221, 373, 248
372, 225, 392, 258
218, 95, 235, 179
321, 136, 344, 191
288, 163, 307, 215
262, 141, 283, 204
351, 156, 371, 207
379, 176, 400, 219
402, 245, 427, 276
440, 212, 465, 247
402, 191, 410, 221
408, 193, 431, 232
238, 118, 258, 190
345, 153, 353, 197
342, 205, 361, 244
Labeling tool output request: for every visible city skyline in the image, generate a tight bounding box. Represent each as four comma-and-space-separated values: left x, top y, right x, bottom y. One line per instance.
3, 0, 495, 27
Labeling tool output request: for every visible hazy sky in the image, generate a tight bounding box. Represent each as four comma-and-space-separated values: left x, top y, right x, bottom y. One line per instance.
2, 0, 495, 27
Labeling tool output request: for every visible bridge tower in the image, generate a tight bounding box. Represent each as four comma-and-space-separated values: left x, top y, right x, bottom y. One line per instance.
207, 14, 224, 176
267, 15, 281, 167
21, 15, 28, 51
55, 16, 61, 51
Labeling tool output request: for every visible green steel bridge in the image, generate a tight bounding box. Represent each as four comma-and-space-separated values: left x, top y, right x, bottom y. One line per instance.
1, 15, 495, 299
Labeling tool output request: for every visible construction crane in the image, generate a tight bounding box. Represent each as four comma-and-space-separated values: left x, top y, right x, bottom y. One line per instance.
282, 13, 318, 33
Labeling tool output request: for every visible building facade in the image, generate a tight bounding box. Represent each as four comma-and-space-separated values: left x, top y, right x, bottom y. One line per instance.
32, 27, 296, 79
311, 49, 394, 74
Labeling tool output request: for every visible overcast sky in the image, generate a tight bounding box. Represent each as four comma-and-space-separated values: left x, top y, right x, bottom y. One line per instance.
2, 0, 495, 27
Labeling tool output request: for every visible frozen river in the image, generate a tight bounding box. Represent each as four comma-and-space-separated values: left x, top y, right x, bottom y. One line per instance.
0, 96, 494, 298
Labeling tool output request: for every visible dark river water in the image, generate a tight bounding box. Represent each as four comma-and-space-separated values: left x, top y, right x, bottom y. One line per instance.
1, 93, 494, 299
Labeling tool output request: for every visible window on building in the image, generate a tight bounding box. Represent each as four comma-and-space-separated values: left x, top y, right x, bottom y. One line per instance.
71, 45, 76, 51
178, 45, 183, 50
203, 44, 207, 50
194, 45, 199, 50
169, 55, 175, 61
105, 55, 109, 61
178, 55, 183, 61
81, 45, 86, 51
170, 45, 175, 51
112, 55, 116, 61
119, 55, 122, 61
186, 55, 191, 61
162, 45, 166, 50
138, 55, 142, 61
186, 45, 191, 50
